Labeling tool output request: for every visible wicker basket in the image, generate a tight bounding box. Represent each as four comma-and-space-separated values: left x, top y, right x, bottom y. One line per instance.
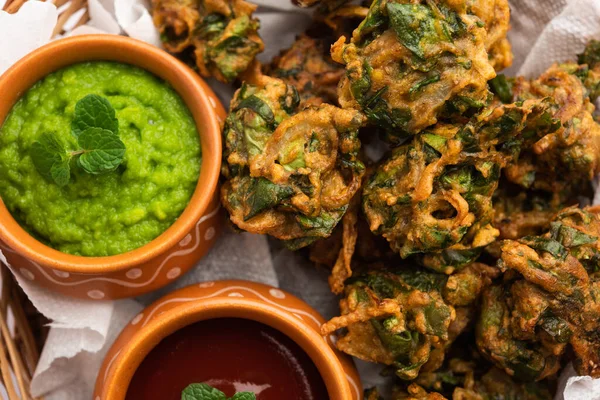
1, 2, 90, 399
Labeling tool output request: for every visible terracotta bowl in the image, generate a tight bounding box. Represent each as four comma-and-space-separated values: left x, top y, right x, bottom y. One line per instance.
0, 35, 225, 300
94, 280, 362, 400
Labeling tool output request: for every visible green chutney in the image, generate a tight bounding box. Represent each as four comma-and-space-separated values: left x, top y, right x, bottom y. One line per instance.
0, 62, 201, 257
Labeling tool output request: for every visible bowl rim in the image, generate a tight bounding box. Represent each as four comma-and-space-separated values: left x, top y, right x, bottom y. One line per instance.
0, 34, 222, 274
102, 297, 354, 400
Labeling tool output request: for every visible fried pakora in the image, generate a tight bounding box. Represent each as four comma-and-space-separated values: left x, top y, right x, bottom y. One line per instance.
291, 0, 352, 11
362, 99, 560, 272
151, 0, 263, 83
469, 0, 513, 71
477, 206, 600, 380
492, 179, 589, 240
332, 0, 498, 142
493, 42, 600, 196
221, 71, 365, 249
268, 5, 369, 108
268, 34, 345, 107
310, 194, 399, 293
321, 264, 497, 379
398, 358, 553, 399
392, 384, 447, 400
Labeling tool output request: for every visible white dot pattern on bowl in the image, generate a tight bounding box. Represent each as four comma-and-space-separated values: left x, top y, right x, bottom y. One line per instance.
52, 269, 70, 278
20, 268, 34, 281
131, 313, 144, 325
87, 290, 105, 300
227, 292, 244, 297
204, 227, 216, 241
166, 267, 181, 280
269, 288, 285, 299
179, 234, 192, 247
126, 268, 142, 279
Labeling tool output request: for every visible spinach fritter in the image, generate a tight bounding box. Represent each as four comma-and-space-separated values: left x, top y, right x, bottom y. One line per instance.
393, 358, 552, 399
332, 0, 498, 143
469, 0, 513, 71
221, 71, 365, 249
321, 264, 497, 379
492, 179, 589, 240
268, 34, 345, 107
496, 42, 600, 196
362, 100, 560, 272
151, 0, 263, 83
477, 206, 600, 380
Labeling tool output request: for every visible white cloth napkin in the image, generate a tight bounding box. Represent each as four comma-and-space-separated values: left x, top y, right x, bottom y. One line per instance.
0, 0, 600, 398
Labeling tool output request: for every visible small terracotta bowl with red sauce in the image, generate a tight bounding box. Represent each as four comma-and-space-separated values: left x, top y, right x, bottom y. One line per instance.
0, 35, 225, 300
94, 280, 363, 400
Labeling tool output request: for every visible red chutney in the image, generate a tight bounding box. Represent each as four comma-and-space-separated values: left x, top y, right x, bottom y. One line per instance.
125, 318, 329, 400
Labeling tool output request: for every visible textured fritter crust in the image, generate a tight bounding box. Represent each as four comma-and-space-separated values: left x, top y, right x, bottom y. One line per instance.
292, 0, 352, 11
221, 72, 365, 249
469, 0, 513, 71
401, 358, 552, 399
268, 4, 369, 107
499, 47, 600, 195
151, 0, 263, 83
491, 179, 588, 240
477, 207, 600, 380
268, 34, 345, 107
321, 265, 497, 379
362, 100, 560, 272
332, 0, 497, 142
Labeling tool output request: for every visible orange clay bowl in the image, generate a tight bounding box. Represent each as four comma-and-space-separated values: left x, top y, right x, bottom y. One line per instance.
94, 280, 362, 400
0, 35, 225, 300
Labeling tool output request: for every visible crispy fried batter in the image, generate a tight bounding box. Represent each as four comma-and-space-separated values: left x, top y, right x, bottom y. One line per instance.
496, 43, 600, 195
327, 194, 360, 293
268, 34, 345, 107
321, 268, 455, 379
393, 384, 448, 400
268, 5, 369, 107
310, 202, 398, 292
477, 206, 600, 380
492, 179, 587, 240
469, 0, 513, 71
362, 100, 560, 272
406, 358, 553, 399
292, 0, 352, 11
322, 265, 496, 379
151, 0, 263, 83
332, 0, 497, 142
221, 71, 365, 249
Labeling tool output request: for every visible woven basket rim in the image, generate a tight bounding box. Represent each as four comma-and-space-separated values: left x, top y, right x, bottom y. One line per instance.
2, 0, 90, 37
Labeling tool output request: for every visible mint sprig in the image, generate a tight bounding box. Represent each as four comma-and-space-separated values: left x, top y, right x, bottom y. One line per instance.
77, 127, 125, 174
30, 133, 71, 187
30, 94, 125, 187
72, 94, 119, 138
181, 383, 256, 400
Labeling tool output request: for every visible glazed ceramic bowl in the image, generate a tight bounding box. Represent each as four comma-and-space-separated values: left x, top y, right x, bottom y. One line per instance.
0, 35, 225, 300
94, 280, 362, 400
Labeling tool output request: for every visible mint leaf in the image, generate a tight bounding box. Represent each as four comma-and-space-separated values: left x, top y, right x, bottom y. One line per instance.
181, 383, 227, 400
230, 393, 256, 400
77, 127, 125, 174
71, 94, 118, 138
30, 133, 71, 187
50, 159, 71, 187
